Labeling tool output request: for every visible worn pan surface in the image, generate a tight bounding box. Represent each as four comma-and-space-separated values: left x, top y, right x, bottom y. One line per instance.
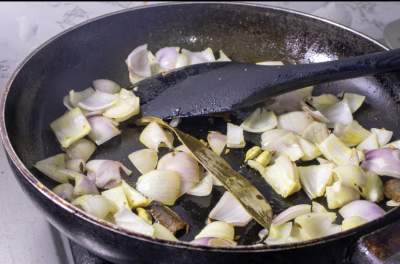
2, 2, 400, 264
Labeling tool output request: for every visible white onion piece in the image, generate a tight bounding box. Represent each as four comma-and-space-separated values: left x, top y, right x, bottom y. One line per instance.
66, 138, 96, 162
68, 88, 95, 107
128, 149, 158, 174
247, 160, 267, 175
318, 134, 354, 165
139, 122, 174, 151
182, 47, 215, 65
301, 102, 329, 123
114, 208, 154, 237
66, 158, 85, 173
342, 93, 365, 113
311, 201, 327, 213
209, 192, 252, 227
191, 237, 236, 247
384, 140, 400, 149
121, 180, 149, 208
103, 88, 140, 122
267, 86, 313, 114
78, 91, 118, 112
371, 128, 393, 147
307, 94, 339, 110
155, 47, 180, 70
174, 144, 195, 159
125, 44, 152, 78
265, 222, 293, 245
334, 121, 371, 146
334, 165, 366, 190
278, 111, 314, 135
157, 152, 200, 194
52, 183, 74, 201
153, 223, 178, 241
301, 121, 329, 144
50, 108, 91, 148
357, 133, 379, 151
175, 53, 190, 68
226, 123, 245, 148
361, 171, 383, 202
207, 131, 226, 155
297, 136, 321, 161
72, 194, 117, 219
339, 200, 385, 221
299, 164, 333, 199
294, 212, 341, 239
256, 61, 284, 66
387, 200, 400, 207
321, 100, 353, 127
101, 185, 130, 210
34, 153, 72, 183
195, 221, 234, 241
86, 160, 130, 189
361, 148, 400, 178
240, 108, 277, 133
262, 130, 303, 161
92, 79, 121, 94
73, 173, 99, 196
136, 170, 181, 205
272, 204, 311, 226
342, 216, 368, 231
326, 181, 360, 209
88, 116, 121, 145
217, 50, 231, 62
187, 173, 213, 196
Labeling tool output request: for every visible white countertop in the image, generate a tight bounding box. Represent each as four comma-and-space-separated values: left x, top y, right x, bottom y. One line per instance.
1, 2, 400, 264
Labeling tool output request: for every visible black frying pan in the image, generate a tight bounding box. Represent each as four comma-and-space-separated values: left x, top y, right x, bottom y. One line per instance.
2, 3, 400, 264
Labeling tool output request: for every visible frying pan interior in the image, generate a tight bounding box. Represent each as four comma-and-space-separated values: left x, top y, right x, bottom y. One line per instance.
4, 3, 400, 245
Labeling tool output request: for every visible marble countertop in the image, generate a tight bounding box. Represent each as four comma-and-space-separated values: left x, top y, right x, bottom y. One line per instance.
1, 2, 400, 264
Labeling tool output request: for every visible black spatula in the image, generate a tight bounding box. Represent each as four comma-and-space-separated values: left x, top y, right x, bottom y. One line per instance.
136, 48, 400, 119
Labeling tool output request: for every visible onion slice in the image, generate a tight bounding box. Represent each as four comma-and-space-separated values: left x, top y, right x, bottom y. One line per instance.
67, 88, 95, 107
92, 79, 121, 94
191, 237, 236, 247
128, 149, 158, 174
72, 194, 117, 219
65, 138, 96, 162
272, 204, 311, 226
299, 164, 334, 199
226, 123, 245, 148
103, 89, 140, 122
153, 223, 178, 241
240, 108, 277, 133
321, 100, 353, 127
294, 212, 341, 239
86, 160, 131, 189
195, 221, 234, 241
155, 47, 180, 71
267, 86, 313, 114
334, 121, 371, 146
361, 148, 400, 178
52, 183, 74, 201
207, 131, 226, 156
78, 91, 118, 112
87, 116, 121, 145
34, 154, 72, 183
125, 44, 152, 78
342, 93, 365, 113
114, 208, 154, 237
326, 181, 360, 209
339, 200, 385, 221
182, 47, 215, 65
187, 173, 213, 197
277, 111, 313, 135
318, 134, 354, 165
73, 173, 99, 196
371, 128, 393, 147
139, 121, 174, 151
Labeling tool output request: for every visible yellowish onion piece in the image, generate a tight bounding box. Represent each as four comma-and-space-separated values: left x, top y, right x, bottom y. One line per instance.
182, 47, 215, 65
187, 172, 213, 197
217, 50, 231, 62
334, 165, 367, 190
66, 138, 96, 162
240, 108, 277, 133
121, 180, 150, 208
226, 123, 245, 148
263, 155, 301, 198
256, 61, 284, 65
272, 204, 311, 226
361, 148, 400, 178
157, 151, 200, 195
384, 139, 400, 149
136, 170, 181, 206
297, 136, 322, 161
264, 222, 293, 245
320, 100, 353, 127
261, 129, 304, 161
342, 93, 365, 113
207, 131, 226, 156
357, 133, 379, 151
317, 157, 330, 164
103, 88, 140, 122
311, 201, 327, 213
342, 216, 367, 231
153, 223, 178, 241
86, 160, 131, 189
67, 87, 95, 108
139, 121, 174, 151
114, 208, 154, 237
128, 149, 158, 174
267, 86, 313, 114
334, 121, 371, 146
52, 183, 74, 201
299, 164, 334, 199
175, 53, 190, 68
318, 134, 354, 165
301, 121, 329, 144
361, 171, 383, 202
247, 160, 267, 175
277, 111, 313, 135
50, 108, 92, 148
294, 212, 341, 240
339, 200, 385, 221
34, 153, 72, 183
155, 47, 180, 71
195, 221, 234, 241
73, 173, 99, 196
371, 128, 393, 147
191, 237, 236, 247
101, 185, 130, 210
387, 200, 400, 207
66, 158, 85, 173
137, 208, 152, 224
301, 101, 329, 123
325, 181, 360, 209
306, 94, 339, 110
87, 116, 121, 145
77, 90, 118, 112
72, 194, 117, 219
125, 44, 152, 79
208, 192, 252, 227
92, 79, 121, 94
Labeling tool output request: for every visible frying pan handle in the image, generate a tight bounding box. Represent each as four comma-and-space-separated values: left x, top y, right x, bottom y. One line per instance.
351, 221, 400, 264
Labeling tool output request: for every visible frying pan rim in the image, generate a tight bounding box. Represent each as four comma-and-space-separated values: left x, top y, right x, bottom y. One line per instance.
0, 1, 395, 253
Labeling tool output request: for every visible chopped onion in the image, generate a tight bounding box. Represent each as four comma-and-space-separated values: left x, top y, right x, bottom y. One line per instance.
301, 121, 329, 144
128, 149, 158, 174
187, 173, 213, 196
72, 194, 117, 219
267, 86, 313, 114
334, 165, 366, 190
101, 185, 130, 210
294, 212, 341, 239
50, 108, 91, 148
139, 121, 174, 151
155, 47, 180, 71
136, 170, 181, 205
153, 223, 178, 241
339, 200, 385, 221
157, 151, 200, 195
92, 79, 121, 94
86, 160, 130, 189
265, 222, 293, 245
357, 133, 379, 151
272, 204, 311, 226
384, 140, 400, 149
277, 111, 313, 135
297, 136, 321, 161
256, 61, 284, 66
182, 47, 215, 65
334, 121, 371, 146
125, 44, 152, 78
103, 89, 140, 122
247, 160, 267, 175
311, 201, 327, 213
66, 158, 85, 173
361, 148, 400, 178
121, 180, 150, 208
68, 88, 95, 107
209, 192, 252, 227
387, 200, 400, 207
318, 134, 353, 165
217, 50, 231, 62
226, 123, 245, 148
299, 164, 334, 199
114, 208, 154, 237
240, 108, 277, 133
195, 221, 234, 241
63, 95, 73, 110
66, 138, 96, 162
73, 173, 99, 196
321, 100, 353, 127
261, 129, 303, 161
263, 155, 301, 198
174, 144, 195, 158
371, 128, 393, 147
34, 153, 71, 183
87, 116, 121, 145
52, 183, 74, 201
342, 216, 367, 231
207, 131, 226, 156
191, 237, 236, 247
175, 53, 190, 68
342, 93, 365, 113
301, 101, 329, 123
307, 94, 339, 110
77, 91, 118, 112
325, 181, 360, 209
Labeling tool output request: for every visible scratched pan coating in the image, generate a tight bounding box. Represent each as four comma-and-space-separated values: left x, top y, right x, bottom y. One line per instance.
2, 3, 400, 264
